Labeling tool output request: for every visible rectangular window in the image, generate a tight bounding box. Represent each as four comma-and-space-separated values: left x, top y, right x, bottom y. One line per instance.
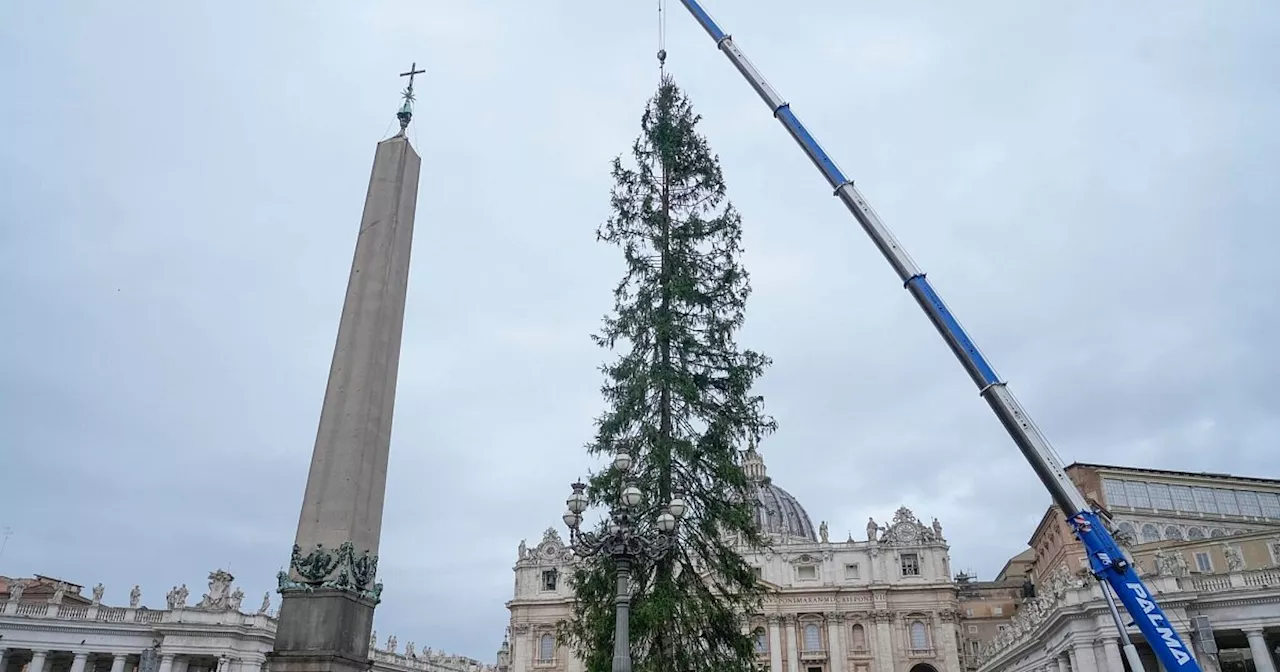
1258, 492, 1280, 519
845, 563, 860, 579
992, 606, 1003, 616
1171, 485, 1197, 512
1125, 482, 1152, 508
1194, 552, 1212, 573
1147, 483, 1174, 510
1193, 488, 1219, 514
752, 566, 763, 579
965, 608, 974, 617
968, 625, 978, 634
901, 553, 921, 576
1237, 491, 1263, 517
1216, 489, 1240, 516
1103, 479, 1129, 507
541, 570, 558, 591
797, 565, 818, 581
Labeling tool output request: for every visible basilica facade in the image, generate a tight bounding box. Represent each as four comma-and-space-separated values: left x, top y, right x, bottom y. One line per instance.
500, 447, 962, 672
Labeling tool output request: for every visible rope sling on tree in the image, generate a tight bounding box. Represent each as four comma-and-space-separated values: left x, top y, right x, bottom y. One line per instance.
657, 0, 667, 74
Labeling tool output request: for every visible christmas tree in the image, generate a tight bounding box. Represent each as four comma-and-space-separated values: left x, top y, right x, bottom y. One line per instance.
566, 74, 775, 672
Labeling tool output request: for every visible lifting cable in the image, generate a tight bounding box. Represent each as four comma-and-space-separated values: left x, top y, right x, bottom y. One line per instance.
657, 0, 667, 75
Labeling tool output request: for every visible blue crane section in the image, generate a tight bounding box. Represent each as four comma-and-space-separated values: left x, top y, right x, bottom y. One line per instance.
672, 3, 1201, 672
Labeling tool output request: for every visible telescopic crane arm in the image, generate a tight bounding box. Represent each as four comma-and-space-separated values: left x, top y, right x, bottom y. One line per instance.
672, 3, 1201, 671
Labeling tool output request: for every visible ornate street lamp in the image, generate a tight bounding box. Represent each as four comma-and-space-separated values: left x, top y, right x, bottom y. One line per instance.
562, 452, 687, 672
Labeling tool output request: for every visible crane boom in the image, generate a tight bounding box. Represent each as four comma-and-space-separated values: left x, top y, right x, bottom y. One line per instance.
673, 3, 1201, 671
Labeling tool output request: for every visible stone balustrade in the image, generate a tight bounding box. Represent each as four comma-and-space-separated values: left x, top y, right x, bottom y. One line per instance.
0, 600, 276, 628
2, 600, 493, 672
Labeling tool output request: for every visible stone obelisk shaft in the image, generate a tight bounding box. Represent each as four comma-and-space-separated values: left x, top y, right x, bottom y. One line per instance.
269, 134, 420, 672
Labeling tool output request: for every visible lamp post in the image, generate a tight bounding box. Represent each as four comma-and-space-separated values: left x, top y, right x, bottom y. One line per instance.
562, 451, 687, 672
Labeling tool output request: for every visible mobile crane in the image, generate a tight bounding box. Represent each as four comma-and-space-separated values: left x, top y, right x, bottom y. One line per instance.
671, 3, 1202, 672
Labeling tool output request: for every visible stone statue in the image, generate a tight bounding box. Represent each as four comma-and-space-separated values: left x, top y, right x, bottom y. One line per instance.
168, 586, 188, 609
931, 517, 943, 539
1224, 545, 1244, 571
1155, 549, 1188, 577
50, 581, 68, 605
406, 642, 416, 657
867, 517, 879, 541
130, 585, 141, 608
518, 539, 527, 560
258, 592, 271, 614
92, 583, 105, 605
197, 570, 234, 609
819, 521, 829, 543
8, 580, 24, 601
228, 587, 244, 611
387, 635, 398, 653
370, 631, 378, 651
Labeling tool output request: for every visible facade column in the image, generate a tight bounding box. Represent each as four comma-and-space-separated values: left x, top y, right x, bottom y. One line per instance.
158, 654, 175, 672
1071, 641, 1099, 672
1245, 629, 1277, 672
826, 614, 845, 672
768, 617, 784, 672
785, 616, 801, 672
1100, 638, 1124, 672
110, 654, 129, 672
874, 612, 895, 672
1046, 653, 1062, 672
30, 651, 49, 672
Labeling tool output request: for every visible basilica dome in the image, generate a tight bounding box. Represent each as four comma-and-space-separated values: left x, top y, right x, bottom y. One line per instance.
743, 445, 817, 542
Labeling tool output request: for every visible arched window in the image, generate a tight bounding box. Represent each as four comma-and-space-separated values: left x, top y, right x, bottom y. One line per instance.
1141, 524, 1161, 543
1210, 528, 1226, 538
1118, 522, 1137, 540
851, 623, 868, 650
538, 634, 554, 663
1188, 527, 1206, 540
803, 623, 822, 651
1164, 526, 1184, 541
910, 621, 929, 650
754, 628, 768, 653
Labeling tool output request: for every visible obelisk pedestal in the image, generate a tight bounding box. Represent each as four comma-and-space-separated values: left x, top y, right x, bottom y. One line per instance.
267, 130, 421, 672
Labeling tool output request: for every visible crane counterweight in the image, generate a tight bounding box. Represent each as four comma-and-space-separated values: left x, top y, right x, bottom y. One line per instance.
673, 2, 1202, 671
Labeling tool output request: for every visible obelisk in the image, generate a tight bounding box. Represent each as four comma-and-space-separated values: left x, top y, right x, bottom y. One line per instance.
267, 64, 425, 672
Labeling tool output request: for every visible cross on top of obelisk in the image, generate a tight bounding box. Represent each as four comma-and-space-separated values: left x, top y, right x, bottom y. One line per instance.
396, 61, 426, 134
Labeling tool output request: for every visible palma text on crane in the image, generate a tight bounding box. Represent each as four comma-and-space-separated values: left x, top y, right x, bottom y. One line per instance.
1126, 583, 1192, 666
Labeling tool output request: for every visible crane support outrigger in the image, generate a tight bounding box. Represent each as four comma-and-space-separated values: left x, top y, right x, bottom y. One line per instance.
673, 3, 1200, 671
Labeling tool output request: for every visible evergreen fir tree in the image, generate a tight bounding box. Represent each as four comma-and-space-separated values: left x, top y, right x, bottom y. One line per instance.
566, 75, 776, 672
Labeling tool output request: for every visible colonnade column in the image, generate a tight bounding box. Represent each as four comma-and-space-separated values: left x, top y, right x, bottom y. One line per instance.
29, 651, 49, 672
158, 654, 175, 672
1246, 629, 1276, 672
1071, 641, 1099, 672
69, 651, 90, 672
110, 653, 129, 672
1101, 637, 1124, 672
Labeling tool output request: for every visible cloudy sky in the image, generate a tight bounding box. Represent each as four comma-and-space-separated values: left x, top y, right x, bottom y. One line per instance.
2, 0, 1278, 662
